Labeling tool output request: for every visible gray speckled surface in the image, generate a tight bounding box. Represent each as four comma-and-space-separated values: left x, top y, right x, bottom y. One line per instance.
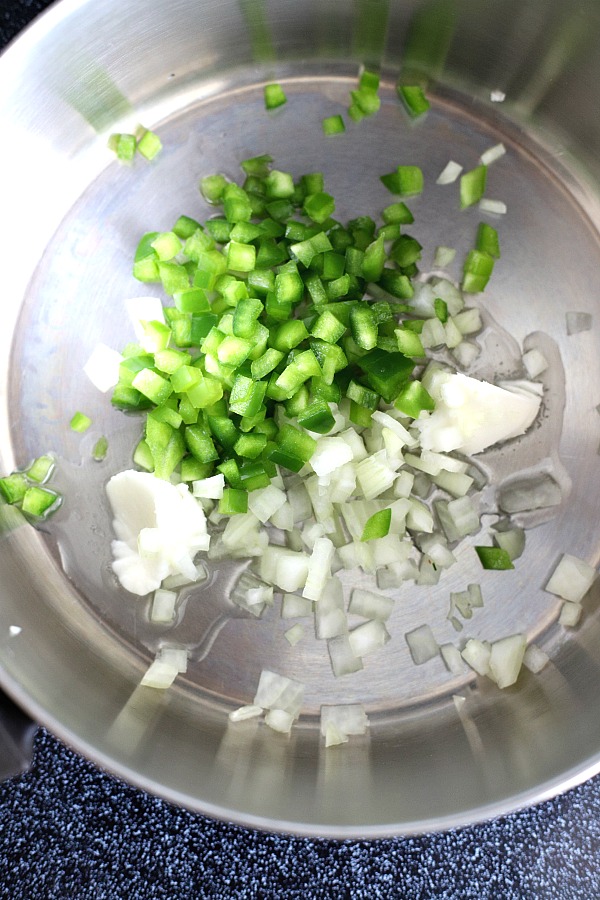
2, 3, 600, 897
1, 729, 600, 899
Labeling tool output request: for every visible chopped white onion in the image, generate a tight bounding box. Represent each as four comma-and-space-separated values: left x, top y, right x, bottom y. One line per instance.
228, 704, 263, 723
324, 723, 349, 747
461, 638, 491, 676
161, 562, 207, 590
107, 470, 209, 596
436, 160, 463, 185
406, 497, 434, 533
478, 198, 507, 215
314, 576, 347, 639
139, 646, 188, 690
150, 588, 177, 624
281, 593, 313, 619
231, 571, 273, 617
479, 142, 506, 166
405, 623, 438, 664
416, 556, 441, 586
431, 469, 474, 498
253, 669, 304, 717
545, 553, 597, 604
348, 588, 394, 621
355, 451, 398, 500
434, 245, 456, 268
559, 601, 582, 627
310, 436, 354, 477
371, 411, 416, 447
349, 619, 391, 658
452, 340, 481, 369
493, 526, 525, 561
192, 473, 225, 500
140, 658, 180, 689
320, 704, 369, 738
302, 537, 335, 602
270, 500, 294, 532
327, 634, 364, 677
453, 308, 482, 335
523, 644, 550, 674
440, 643, 465, 675
258, 546, 308, 592
421, 317, 447, 349
264, 708, 295, 734
522, 348, 548, 379
287, 481, 312, 524
489, 633, 526, 688
429, 277, 465, 316
376, 558, 419, 589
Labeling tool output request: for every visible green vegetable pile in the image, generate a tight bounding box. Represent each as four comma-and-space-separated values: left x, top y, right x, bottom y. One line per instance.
110, 153, 496, 516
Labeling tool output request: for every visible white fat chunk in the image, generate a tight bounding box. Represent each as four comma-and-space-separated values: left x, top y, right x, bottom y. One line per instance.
107, 469, 209, 596
415, 372, 541, 455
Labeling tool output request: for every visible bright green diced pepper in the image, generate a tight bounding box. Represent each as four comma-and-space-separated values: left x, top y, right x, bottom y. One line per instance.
21, 486, 60, 517
219, 487, 249, 515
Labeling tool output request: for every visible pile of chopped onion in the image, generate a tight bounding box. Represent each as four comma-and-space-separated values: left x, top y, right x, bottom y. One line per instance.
93, 150, 597, 745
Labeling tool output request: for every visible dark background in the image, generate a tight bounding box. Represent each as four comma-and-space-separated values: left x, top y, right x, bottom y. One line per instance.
1, 2, 600, 897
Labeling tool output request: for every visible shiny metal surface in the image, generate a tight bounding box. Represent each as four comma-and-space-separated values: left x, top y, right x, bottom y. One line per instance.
1, 0, 600, 837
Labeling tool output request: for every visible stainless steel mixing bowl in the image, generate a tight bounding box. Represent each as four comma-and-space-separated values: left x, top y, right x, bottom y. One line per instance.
1, 0, 600, 837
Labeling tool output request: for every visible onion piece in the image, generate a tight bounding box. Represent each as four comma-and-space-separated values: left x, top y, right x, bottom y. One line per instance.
417, 555, 441, 586
461, 638, 491, 676
478, 198, 507, 215
405, 623, 438, 664
253, 669, 305, 717
320, 704, 369, 739
140, 646, 188, 689
228, 704, 263, 723
523, 644, 550, 674
231, 571, 273, 618
192, 474, 225, 500
324, 723, 349, 747
493, 526, 525, 561
452, 340, 481, 369
327, 634, 364, 677
310, 436, 354, 477
440, 643, 465, 675
281, 593, 313, 619
150, 588, 177, 624
479, 142, 506, 166
522, 348, 548, 378
488, 633, 526, 688
264, 708, 296, 734
545, 553, 597, 604
436, 160, 463, 185
314, 576, 347, 639
376, 558, 419, 589
303, 537, 335, 602
559, 601, 582, 627
348, 588, 394, 621
140, 658, 180, 689
349, 619, 391, 658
